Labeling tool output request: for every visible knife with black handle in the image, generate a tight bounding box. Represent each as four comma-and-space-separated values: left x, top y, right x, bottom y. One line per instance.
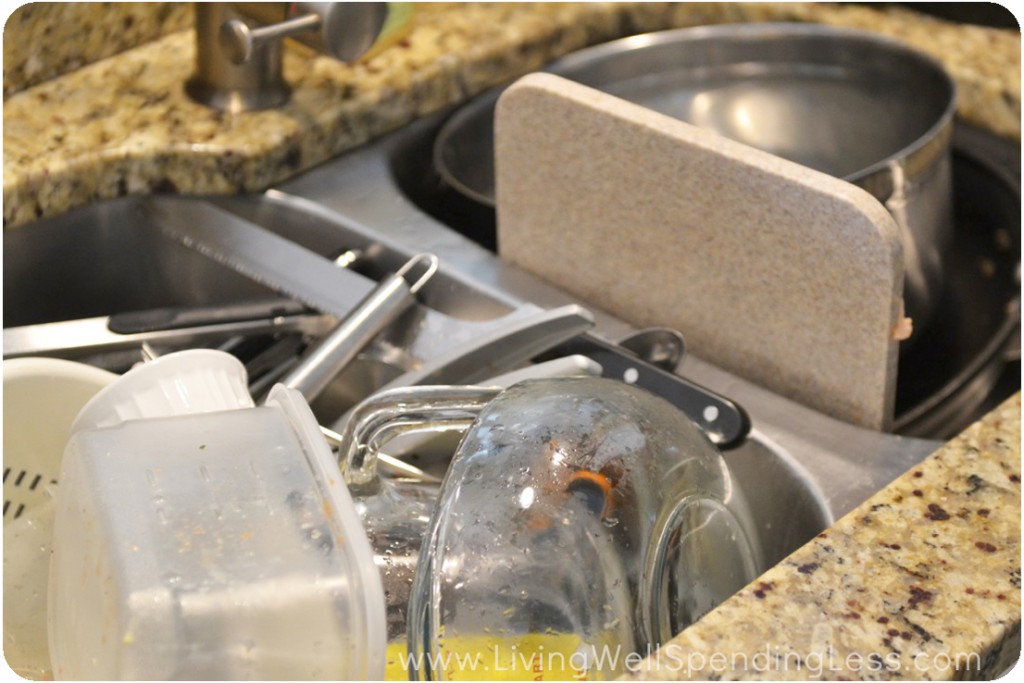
538, 334, 750, 449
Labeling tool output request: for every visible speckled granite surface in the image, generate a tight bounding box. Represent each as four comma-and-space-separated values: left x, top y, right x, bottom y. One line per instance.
2, 2, 190, 98
3, 2, 1020, 228
627, 393, 1021, 680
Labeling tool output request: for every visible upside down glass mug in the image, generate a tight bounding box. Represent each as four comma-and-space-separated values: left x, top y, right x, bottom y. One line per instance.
339, 377, 764, 681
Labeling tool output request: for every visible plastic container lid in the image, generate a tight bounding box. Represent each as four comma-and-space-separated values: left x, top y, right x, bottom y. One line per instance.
71, 349, 254, 432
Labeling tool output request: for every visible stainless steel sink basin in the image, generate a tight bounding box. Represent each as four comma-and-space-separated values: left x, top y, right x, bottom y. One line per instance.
3, 193, 514, 329
3, 190, 854, 580
4, 99, 957, 617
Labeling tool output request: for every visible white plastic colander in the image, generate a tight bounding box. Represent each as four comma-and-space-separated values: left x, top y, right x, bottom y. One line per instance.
3, 357, 117, 680
3, 358, 116, 521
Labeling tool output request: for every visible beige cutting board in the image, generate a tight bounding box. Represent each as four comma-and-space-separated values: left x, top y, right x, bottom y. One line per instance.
495, 73, 906, 431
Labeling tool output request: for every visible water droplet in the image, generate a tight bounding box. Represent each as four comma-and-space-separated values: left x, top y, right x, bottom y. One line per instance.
602, 517, 620, 528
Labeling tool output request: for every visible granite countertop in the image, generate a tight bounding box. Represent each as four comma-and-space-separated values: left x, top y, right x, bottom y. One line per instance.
2, 2, 1020, 228
2, 2, 1020, 679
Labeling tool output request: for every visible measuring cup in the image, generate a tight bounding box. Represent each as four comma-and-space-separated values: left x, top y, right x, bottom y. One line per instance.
339, 377, 764, 681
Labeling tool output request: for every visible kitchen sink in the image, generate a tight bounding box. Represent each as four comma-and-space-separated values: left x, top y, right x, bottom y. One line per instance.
6, 196, 831, 577
5, 176, 947, 596
15, 79, 1006, 635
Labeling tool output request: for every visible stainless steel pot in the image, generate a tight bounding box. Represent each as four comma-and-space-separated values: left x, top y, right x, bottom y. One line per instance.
434, 23, 957, 329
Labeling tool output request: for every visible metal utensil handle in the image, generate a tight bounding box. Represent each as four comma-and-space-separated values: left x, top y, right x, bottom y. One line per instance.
337, 385, 501, 490
107, 297, 311, 334
219, 14, 322, 64
280, 254, 438, 402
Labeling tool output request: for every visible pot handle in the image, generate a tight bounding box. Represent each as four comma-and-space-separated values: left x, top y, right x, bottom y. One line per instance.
336, 385, 502, 489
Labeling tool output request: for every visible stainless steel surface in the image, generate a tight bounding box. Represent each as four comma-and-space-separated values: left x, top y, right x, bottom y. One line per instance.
2, 193, 593, 406
219, 14, 322, 65
341, 303, 595, 398
3, 312, 334, 361
292, 2, 388, 62
3, 198, 297, 329
322, 302, 595, 432
138, 343, 158, 362
618, 327, 686, 372
187, 3, 292, 111
187, 2, 388, 112
106, 297, 309, 334
435, 23, 956, 328
280, 254, 437, 401
890, 125, 1021, 436
153, 199, 376, 319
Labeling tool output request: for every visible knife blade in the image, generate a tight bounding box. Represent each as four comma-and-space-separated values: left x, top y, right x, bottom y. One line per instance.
146, 199, 374, 318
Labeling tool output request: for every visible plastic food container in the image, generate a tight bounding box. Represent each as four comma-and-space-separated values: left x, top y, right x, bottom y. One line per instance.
48, 350, 386, 680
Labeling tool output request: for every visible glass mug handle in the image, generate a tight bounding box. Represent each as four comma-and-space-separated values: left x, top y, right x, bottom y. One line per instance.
335, 385, 502, 490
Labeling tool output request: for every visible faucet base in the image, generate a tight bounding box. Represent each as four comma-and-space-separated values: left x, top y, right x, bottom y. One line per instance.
185, 77, 291, 114
188, 3, 291, 113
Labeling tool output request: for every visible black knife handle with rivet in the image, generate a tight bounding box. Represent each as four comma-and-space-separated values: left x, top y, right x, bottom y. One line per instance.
538, 334, 750, 450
